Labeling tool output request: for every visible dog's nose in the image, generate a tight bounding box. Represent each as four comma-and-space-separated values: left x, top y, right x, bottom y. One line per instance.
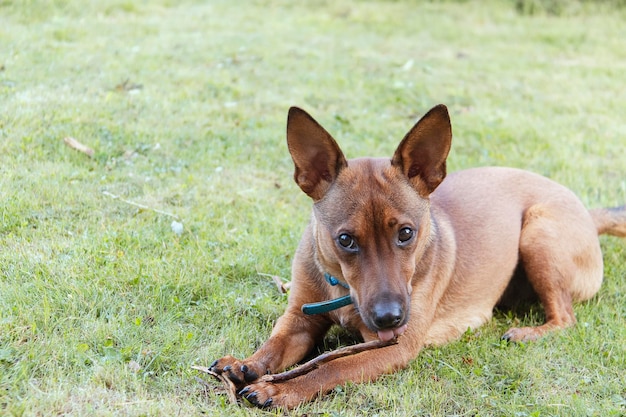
372, 300, 404, 329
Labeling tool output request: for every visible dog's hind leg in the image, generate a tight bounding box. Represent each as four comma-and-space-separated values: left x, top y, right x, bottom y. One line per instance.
502, 202, 603, 342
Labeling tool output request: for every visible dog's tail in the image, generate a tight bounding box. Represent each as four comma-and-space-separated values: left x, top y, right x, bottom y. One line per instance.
589, 205, 626, 237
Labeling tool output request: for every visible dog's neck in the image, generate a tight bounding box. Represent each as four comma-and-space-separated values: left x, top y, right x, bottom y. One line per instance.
322, 272, 349, 289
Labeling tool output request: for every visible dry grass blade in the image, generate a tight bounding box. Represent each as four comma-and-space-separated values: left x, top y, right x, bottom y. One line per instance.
258, 272, 290, 294
101, 191, 180, 219
192, 365, 239, 405
63, 137, 94, 157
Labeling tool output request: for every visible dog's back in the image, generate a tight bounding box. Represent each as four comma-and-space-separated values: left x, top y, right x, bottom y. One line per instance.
423, 167, 606, 343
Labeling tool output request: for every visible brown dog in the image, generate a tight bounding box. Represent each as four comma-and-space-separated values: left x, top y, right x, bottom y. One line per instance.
210, 104, 626, 409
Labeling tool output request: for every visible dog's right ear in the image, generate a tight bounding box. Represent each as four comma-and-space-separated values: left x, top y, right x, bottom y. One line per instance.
286, 107, 348, 201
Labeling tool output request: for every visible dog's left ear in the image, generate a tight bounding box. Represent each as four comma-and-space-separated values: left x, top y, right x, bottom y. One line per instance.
391, 104, 452, 196
287, 107, 348, 201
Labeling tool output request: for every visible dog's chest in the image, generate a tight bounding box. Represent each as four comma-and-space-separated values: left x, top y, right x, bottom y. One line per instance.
330, 307, 366, 335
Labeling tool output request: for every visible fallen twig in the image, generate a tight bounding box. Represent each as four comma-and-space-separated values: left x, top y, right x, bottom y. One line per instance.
102, 191, 179, 219
63, 137, 94, 157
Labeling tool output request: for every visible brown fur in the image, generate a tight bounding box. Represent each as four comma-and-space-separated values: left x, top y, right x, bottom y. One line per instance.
210, 104, 626, 409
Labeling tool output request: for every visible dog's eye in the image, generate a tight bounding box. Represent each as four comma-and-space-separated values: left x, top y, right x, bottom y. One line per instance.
398, 227, 415, 244
337, 233, 358, 251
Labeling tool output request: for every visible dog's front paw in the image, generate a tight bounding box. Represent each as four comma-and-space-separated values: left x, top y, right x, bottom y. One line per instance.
209, 356, 260, 388
239, 380, 309, 410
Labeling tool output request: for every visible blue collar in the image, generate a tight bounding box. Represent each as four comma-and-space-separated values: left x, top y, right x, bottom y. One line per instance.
301, 273, 353, 315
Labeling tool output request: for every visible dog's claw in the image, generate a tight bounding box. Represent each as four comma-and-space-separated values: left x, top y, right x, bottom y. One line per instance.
240, 387, 272, 408
245, 391, 274, 409
244, 392, 258, 404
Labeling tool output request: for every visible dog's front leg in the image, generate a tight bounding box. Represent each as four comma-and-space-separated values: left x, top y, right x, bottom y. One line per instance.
239, 332, 423, 409
210, 306, 330, 389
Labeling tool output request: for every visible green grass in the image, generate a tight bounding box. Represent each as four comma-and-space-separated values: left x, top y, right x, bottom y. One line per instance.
1, 0, 625, 415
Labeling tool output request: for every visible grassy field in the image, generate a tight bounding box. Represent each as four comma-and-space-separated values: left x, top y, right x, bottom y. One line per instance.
1, 0, 625, 415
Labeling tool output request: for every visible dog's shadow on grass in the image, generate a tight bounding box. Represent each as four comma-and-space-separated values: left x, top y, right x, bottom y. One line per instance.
493, 266, 548, 328
302, 326, 364, 363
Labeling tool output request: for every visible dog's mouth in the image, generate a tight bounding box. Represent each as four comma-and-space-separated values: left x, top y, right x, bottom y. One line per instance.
376, 324, 408, 342
357, 294, 410, 342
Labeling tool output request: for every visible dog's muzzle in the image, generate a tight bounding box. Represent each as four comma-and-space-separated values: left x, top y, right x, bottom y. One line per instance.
367, 294, 409, 342
372, 299, 404, 329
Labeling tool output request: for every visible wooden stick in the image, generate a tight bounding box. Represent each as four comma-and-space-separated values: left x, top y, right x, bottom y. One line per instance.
194, 338, 397, 404
260, 338, 398, 383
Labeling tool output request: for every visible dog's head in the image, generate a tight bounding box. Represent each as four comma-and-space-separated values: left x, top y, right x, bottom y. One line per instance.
287, 105, 452, 341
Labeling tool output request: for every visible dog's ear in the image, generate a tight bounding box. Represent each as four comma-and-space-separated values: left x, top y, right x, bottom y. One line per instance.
287, 107, 348, 201
391, 104, 452, 196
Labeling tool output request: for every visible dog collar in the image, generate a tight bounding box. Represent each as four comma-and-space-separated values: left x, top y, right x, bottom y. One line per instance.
301, 273, 353, 315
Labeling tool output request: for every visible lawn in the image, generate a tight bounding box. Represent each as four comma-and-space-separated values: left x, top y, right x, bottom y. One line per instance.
1, 0, 625, 416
